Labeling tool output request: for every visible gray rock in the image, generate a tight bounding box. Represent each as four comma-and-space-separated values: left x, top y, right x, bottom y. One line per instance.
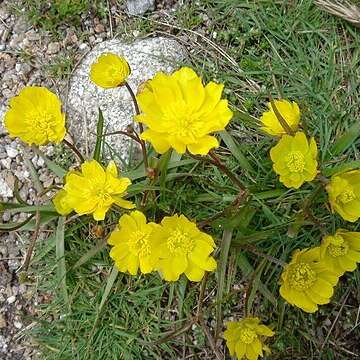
47, 42, 61, 55
0, 175, 13, 197
127, 0, 155, 15
0, 314, 7, 329
66, 37, 187, 162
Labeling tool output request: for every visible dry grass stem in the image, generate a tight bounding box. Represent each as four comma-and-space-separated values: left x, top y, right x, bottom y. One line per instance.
315, 0, 360, 26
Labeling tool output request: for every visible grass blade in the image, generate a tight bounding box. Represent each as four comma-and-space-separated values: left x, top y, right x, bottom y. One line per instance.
56, 216, 69, 308
215, 229, 233, 340
219, 130, 255, 174
93, 107, 105, 162
329, 121, 360, 157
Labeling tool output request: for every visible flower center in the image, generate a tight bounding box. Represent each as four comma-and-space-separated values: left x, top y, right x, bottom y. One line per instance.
128, 230, 150, 256
167, 228, 194, 255
337, 185, 355, 204
27, 108, 55, 135
328, 240, 349, 257
109, 66, 126, 84
285, 151, 305, 172
239, 328, 257, 344
163, 102, 203, 138
288, 263, 317, 290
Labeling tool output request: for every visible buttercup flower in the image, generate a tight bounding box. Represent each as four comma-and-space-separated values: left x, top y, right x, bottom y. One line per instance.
150, 214, 217, 281
135, 67, 233, 155
270, 131, 318, 189
53, 189, 73, 216
279, 247, 339, 313
326, 169, 360, 222
108, 211, 160, 275
223, 317, 274, 360
260, 99, 300, 136
90, 53, 130, 88
320, 229, 360, 276
4, 86, 66, 145
61, 160, 135, 220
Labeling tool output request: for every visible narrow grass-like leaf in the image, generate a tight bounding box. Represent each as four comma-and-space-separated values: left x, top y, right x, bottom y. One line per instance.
237, 253, 277, 305
215, 229, 233, 340
30, 236, 56, 265
20, 212, 59, 231
0, 214, 35, 231
31, 145, 67, 178
93, 108, 105, 162
72, 236, 109, 270
219, 130, 255, 173
97, 266, 119, 314
21, 145, 44, 193
0, 204, 55, 214
55, 216, 69, 307
329, 121, 360, 157
322, 159, 360, 177
13, 177, 28, 205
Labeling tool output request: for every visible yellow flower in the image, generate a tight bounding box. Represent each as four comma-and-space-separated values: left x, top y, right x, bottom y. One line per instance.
260, 99, 300, 136
279, 247, 339, 313
320, 229, 360, 276
90, 53, 131, 88
53, 189, 73, 216
223, 317, 274, 360
135, 67, 233, 155
63, 160, 135, 220
4, 86, 66, 145
270, 132, 318, 189
150, 214, 217, 281
108, 211, 160, 275
326, 169, 360, 222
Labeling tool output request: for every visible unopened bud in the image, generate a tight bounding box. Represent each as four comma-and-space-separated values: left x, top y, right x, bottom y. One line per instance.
146, 167, 156, 179
92, 224, 105, 238
126, 124, 134, 133
137, 81, 148, 95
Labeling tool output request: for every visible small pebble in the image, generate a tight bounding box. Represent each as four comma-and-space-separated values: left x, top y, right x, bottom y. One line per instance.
6, 296, 16, 304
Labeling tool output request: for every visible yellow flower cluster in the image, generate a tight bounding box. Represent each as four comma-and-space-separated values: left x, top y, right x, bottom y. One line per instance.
135, 67, 233, 155
223, 317, 274, 360
54, 160, 135, 221
90, 52, 131, 88
108, 211, 217, 282
4, 86, 66, 146
260, 99, 300, 136
279, 229, 360, 313
326, 170, 360, 222
270, 132, 318, 189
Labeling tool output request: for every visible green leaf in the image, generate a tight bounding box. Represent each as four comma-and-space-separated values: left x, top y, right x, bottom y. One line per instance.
13, 178, 28, 205
0, 203, 55, 214
237, 253, 277, 306
93, 107, 105, 162
72, 237, 109, 270
56, 217, 69, 307
97, 266, 119, 314
31, 145, 67, 178
21, 145, 44, 192
127, 183, 171, 195
19, 212, 59, 231
322, 159, 360, 177
30, 236, 56, 265
219, 130, 255, 173
215, 229, 233, 339
329, 121, 360, 156
0, 214, 35, 231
